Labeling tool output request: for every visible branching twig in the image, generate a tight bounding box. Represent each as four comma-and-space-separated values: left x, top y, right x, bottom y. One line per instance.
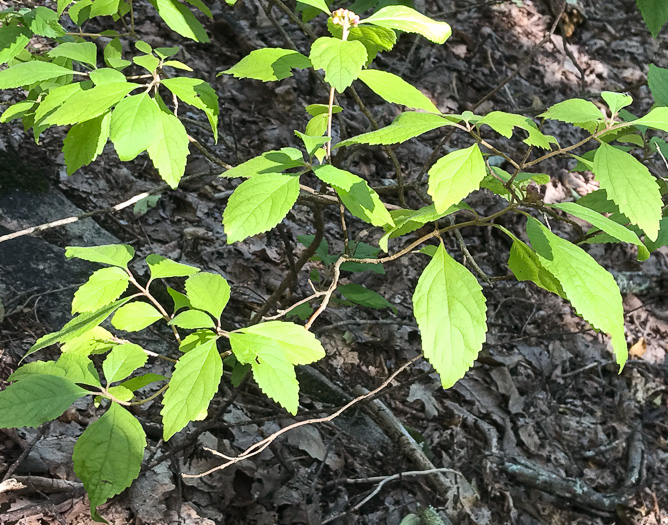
182, 354, 422, 478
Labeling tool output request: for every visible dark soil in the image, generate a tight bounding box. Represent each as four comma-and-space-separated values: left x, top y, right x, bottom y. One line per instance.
1, 0, 667, 524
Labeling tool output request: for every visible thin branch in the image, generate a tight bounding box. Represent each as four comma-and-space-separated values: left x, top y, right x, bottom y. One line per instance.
182, 354, 422, 478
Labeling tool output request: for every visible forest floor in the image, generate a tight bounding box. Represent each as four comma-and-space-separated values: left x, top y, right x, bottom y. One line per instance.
0, 0, 667, 523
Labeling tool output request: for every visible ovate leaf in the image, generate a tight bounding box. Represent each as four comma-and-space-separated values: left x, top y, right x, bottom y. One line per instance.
0, 375, 88, 428
147, 109, 189, 188
361, 6, 452, 44
601, 91, 632, 116
337, 111, 454, 147
72, 266, 130, 314
90, 0, 122, 17
223, 173, 300, 243
313, 165, 394, 227
110, 92, 161, 161
153, 0, 210, 42
169, 310, 216, 329
66, 244, 134, 268
636, 0, 668, 37
328, 23, 396, 64
63, 112, 111, 175
412, 244, 487, 388
27, 299, 131, 357
232, 321, 325, 365
539, 99, 604, 130
73, 403, 146, 520
222, 48, 311, 81
102, 343, 148, 383
297, 0, 330, 14
161, 339, 222, 440
631, 106, 668, 132
230, 331, 300, 414
592, 142, 662, 241
146, 254, 199, 279
648, 64, 668, 106
47, 41, 97, 67
185, 272, 231, 319
478, 111, 556, 149
0, 60, 73, 89
526, 217, 627, 367
42, 82, 138, 126
160, 77, 219, 138
309, 37, 367, 93
549, 202, 650, 260
111, 302, 163, 332
222, 148, 304, 178
0, 26, 31, 65
428, 144, 486, 213
338, 283, 396, 313
357, 69, 438, 113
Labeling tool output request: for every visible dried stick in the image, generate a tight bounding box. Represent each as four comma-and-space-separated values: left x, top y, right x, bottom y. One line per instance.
182, 354, 422, 478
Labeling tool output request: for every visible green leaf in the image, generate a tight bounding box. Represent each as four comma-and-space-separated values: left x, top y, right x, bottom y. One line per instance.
648, 64, 668, 106
169, 310, 216, 329
294, 131, 330, 156
601, 91, 632, 116
357, 69, 438, 113
47, 42, 97, 67
644, 217, 668, 252
0, 100, 37, 124
338, 283, 396, 313
0, 60, 73, 89
90, 0, 121, 16
428, 144, 486, 213
222, 148, 304, 178
631, 106, 668, 132
153, 0, 210, 42
328, 23, 396, 64
61, 326, 116, 356
184, 0, 213, 17
160, 77, 219, 138
230, 332, 299, 414
69, 0, 93, 26
42, 82, 138, 126
222, 48, 311, 82
525, 217, 626, 367
539, 99, 604, 130
147, 109, 189, 188
337, 111, 455, 147
103, 37, 130, 70
297, 0, 330, 14
66, 244, 135, 268
134, 53, 160, 72
478, 111, 556, 149
179, 329, 217, 352
0, 26, 32, 65
102, 343, 148, 383
73, 403, 146, 520
111, 302, 163, 332
0, 375, 89, 428
27, 299, 132, 357
305, 114, 328, 137
10, 353, 101, 387
146, 254, 199, 279
168, 287, 191, 312
120, 373, 167, 392
232, 321, 325, 365
361, 6, 452, 44
379, 203, 464, 252
110, 92, 161, 161
412, 244, 487, 388
223, 173, 300, 243
161, 339, 222, 439
592, 142, 662, 241
63, 112, 111, 176
24, 7, 66, 38
185, 272, 231, 319
72, 267, 130, 314
313, 165, 394, 227
549, 202, 650, 260
305, 103, 342, 117
34, 82, 85, 127
58, 0, 77, 15
636, 0, 668, 37
309, 37, 367, 93
162, 59, 192, 71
